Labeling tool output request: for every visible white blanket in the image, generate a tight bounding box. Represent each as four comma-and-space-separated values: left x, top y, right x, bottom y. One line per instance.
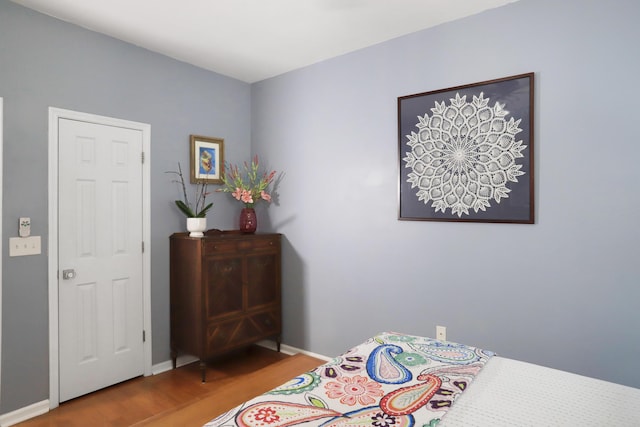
440, 356, 640, 426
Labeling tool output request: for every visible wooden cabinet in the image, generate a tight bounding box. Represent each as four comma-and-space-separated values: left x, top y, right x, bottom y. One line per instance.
170, 230, 281, 381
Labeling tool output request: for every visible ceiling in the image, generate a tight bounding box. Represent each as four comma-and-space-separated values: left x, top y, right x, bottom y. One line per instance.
12, 0, 519, 83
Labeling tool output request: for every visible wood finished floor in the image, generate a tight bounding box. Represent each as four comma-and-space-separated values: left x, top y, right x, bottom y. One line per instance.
15, 346, 325, 427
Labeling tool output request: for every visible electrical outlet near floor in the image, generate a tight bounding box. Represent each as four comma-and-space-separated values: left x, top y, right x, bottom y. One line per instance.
436, 325, 447, 341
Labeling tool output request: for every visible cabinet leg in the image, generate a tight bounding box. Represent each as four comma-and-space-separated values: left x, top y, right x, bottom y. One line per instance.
171, 349, 177, 369
276, 336, 281, 352
200, 361, 207, 383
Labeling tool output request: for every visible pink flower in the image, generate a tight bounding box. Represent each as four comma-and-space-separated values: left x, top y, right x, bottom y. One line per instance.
324, 375, 383, 406
231, 188, 243, 201
260, 191, 271, 202
240, 189, 254, 204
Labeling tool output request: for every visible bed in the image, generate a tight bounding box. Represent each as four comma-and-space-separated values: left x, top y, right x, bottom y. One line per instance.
204, 332, 640, 426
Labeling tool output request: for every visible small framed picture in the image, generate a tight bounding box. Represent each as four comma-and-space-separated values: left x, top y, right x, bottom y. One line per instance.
190, 135, 224, 184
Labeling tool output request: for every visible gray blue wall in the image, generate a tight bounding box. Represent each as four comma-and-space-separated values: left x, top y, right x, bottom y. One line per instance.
252, 0, 640, 390
0, 0, 250, 414
1, 0, 639, 417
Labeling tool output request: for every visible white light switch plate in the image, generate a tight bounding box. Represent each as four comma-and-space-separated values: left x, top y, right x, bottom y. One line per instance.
9, 236, 41, 256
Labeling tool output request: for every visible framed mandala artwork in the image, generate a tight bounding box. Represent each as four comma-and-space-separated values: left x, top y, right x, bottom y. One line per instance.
398, 73, 534, 223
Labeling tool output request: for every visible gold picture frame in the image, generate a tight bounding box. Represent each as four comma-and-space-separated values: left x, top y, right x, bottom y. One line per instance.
190, 135, 224, 184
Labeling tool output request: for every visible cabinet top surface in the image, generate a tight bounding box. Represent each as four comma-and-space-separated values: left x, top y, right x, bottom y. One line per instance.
170, 230, 281, 240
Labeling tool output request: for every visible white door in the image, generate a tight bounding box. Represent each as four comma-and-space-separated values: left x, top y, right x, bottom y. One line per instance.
58, 118, 144, 402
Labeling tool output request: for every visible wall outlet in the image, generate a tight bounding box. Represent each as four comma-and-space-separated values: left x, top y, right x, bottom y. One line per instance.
436, 325, 447, 341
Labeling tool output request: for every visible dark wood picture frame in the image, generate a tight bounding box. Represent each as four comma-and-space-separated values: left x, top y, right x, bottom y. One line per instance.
190, 135, 224, 184
398, 73, 534, 223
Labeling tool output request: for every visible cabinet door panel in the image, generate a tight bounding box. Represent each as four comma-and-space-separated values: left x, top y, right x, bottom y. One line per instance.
206, 318, 243, 350
206, 317, 259, 354
250, 309, 281, 336
206, 308, 281, 355
246, 254, 278, 308
206, 257, 243, 318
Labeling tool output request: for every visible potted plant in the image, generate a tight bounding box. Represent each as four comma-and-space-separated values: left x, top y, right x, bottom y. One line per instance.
217, 155, 276, 233
167, 163, 213, 237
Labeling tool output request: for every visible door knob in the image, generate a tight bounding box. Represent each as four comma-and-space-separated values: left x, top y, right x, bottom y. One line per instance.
62, 269, 76, 280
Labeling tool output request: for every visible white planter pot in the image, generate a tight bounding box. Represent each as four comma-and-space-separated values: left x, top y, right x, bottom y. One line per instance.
186, 217, 206, 237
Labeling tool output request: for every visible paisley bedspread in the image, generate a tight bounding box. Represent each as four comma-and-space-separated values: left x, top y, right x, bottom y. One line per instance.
204, 332, 494, 427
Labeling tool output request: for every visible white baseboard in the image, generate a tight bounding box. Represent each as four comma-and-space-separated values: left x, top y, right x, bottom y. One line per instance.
0, 399, 49, 427
151, 354, 198, 375
255, 340, 332, 362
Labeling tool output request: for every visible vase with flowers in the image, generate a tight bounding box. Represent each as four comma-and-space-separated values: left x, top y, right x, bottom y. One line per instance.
218, 155, 277, 233
167, 163, 213, 237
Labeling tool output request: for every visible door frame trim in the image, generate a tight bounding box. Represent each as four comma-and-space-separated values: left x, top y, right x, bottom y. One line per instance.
47, 107, 152, 409
0, 97, 4, 405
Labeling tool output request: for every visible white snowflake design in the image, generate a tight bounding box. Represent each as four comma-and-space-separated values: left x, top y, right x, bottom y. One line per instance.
403, 92, 527, 217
